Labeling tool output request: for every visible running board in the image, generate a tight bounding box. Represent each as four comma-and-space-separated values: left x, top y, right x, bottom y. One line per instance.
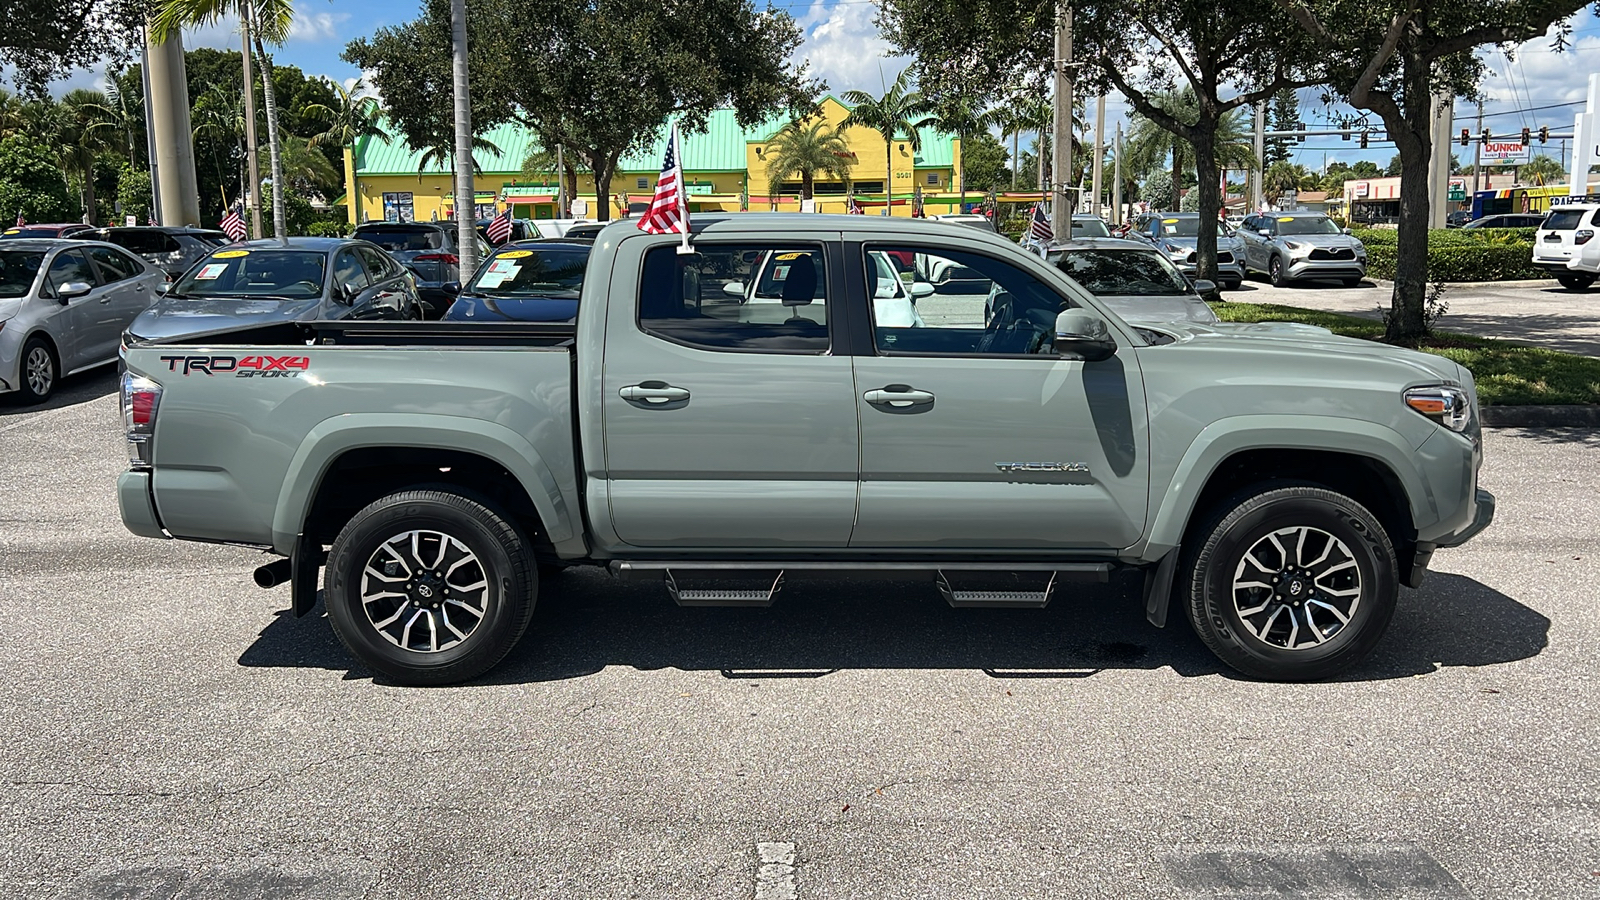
664, 570, 784, 607
936, 571, 1057, 608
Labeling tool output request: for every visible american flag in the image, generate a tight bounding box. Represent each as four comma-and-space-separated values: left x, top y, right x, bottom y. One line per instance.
14, 212, 23, 227
912, 186, 925, 218
220, 202, 247, 242
1028, 204, 1053, 242
847, 195, 864, 214
637, 122, 688, 242
486, 204, 513, 244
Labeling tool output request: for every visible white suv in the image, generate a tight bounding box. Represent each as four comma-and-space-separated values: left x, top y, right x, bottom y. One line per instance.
1533, 198, 1600, 291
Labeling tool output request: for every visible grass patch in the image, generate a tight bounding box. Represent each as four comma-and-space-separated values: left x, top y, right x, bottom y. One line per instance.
1210, 302, 1600, 406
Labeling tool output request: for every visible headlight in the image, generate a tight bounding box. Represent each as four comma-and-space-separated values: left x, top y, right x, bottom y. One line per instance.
1404, 386, 1472, 432
1283, 240, 1306, 252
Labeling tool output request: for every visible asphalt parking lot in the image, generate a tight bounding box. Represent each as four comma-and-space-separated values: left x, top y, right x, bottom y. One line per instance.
2, 369, 1597, 899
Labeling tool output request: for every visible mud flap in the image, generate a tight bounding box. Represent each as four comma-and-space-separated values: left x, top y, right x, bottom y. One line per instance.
290, 532, 325, 617
1142, 547, 1180, 628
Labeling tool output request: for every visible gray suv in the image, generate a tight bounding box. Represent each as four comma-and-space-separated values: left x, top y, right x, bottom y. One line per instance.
71, 226, 230, 281
1240, 212, 1368, 287
1128, 213, 1246, 289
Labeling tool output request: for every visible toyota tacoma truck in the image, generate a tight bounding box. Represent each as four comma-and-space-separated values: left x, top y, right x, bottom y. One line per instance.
116, 215, 1494, 685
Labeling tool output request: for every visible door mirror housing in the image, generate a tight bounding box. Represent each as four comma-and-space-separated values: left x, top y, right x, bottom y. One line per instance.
909, 281, 934, 299
721, 281, 747, 298
1054, 309, 1118, 362
154, 281, 171, 295
1191, 278, 1218, 300
1257, 228, 1272, 237
57, 281, 93, 302
336, 283, 361, 305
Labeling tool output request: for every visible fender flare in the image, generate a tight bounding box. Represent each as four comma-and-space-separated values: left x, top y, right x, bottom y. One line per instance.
270, 413, 576, 554
1138, 415, 1436, 557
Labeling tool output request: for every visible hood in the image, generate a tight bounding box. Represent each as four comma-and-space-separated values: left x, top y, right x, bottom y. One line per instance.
1100, 293, 1218, 325
1281, 232, 1363, 251
1145, 321, 1463, 382
126, 296, 325, 341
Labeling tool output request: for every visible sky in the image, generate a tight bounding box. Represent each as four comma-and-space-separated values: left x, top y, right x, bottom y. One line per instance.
41, 0, 1600, 174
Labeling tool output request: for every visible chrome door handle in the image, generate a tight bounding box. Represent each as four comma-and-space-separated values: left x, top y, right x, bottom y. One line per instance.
619, 382, 690, 404
98, 296, 112, 304
864, 385, 935, 407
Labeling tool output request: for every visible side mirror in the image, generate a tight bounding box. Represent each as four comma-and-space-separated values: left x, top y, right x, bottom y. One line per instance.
442, 281, 462, 295
721, 281, 747, 298
58, 281, 93, 302
909, 281, 934, 299
1054, 309, 1117, 362
1258, 228, 1271, 237
154, 282, 171, 295
335, 283, 361, 304
1192, 279, 1218, 300
1342, 227, 1352, 234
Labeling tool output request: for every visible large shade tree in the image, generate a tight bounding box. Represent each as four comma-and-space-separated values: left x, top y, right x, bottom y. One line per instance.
1124, 89, 1258, 210
1276, 0, 1591, 341
1, 0, 145, 94
348, 0, 818, 222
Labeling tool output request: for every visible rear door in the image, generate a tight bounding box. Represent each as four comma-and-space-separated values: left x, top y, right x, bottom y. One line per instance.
599, 234, 860, 548
83, 244, 154, 336
847, 239, 1149, 550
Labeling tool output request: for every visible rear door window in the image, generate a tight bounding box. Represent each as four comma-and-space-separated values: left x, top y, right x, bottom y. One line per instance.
355, 246, 397, 281
86, 246, 142, 282
333, 250, 371, 292
356, 228, 443, 252
637, 243, 829, 353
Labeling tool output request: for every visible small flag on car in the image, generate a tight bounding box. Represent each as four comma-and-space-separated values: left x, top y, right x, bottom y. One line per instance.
220, 201, 247, 242
638, 121, 691, 253
14, 212, 23, 227
486, 204, 513, 244
847, 195, 865, 214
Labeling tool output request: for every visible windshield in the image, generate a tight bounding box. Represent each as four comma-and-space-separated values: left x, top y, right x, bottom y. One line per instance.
356, 228, 444, 252
1052, 248, 1191, 296
0, 249, 44, 298
1071, 218, 1112, 237
1155, 217, 1231, 238
171, 249, 327, 298
1543, 210, 1586, 231
470, 247, 588, 296
1276, 216, 1341, 236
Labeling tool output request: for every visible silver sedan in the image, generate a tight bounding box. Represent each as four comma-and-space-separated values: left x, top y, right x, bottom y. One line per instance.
0, 239, 164, 403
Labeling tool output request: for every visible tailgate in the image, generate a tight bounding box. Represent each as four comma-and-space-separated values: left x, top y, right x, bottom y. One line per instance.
127, 330, 575, 550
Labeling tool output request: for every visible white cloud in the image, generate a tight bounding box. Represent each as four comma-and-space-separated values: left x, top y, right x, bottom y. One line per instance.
289, 6, 351, 42
791, 0, 910, 96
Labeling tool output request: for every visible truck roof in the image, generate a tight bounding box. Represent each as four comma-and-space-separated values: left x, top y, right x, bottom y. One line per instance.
596, 213, 1020, 249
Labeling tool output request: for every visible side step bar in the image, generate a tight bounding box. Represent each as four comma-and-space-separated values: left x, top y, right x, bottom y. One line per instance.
936, 571, 1057, 609
664, 570, 784, 607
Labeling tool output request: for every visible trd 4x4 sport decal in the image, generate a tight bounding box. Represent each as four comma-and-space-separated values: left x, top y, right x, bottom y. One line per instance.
158, 355, 310, 378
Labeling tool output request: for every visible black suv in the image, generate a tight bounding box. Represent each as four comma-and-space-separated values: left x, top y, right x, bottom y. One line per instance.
353, 221, 490, 318
71, 226, 230, 279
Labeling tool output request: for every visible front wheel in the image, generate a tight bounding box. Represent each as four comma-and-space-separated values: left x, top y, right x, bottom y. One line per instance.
1268, 255, 1290, 287
1183, 485, 1398, 681
1556, 273, 1595, 292
1341, 277, 1364, 288
325, 490, 537, 685
18, 337, 56, 404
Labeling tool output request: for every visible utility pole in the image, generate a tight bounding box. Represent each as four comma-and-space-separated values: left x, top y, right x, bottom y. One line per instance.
240, 10, 264, 237
1050, 0, 1073, 243
1251, 100, 1265, 213
450, 0, 478, 276
1471, 100, 1483, 197
1091, 94, 1104, 218
1426, 90, 1454, 229
144, 21, 200, 227
1112, 122, 1123, 227
139, 44, 160, 223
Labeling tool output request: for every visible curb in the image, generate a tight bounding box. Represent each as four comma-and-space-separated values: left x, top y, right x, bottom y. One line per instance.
1482, 405, 1600, 428
1371, 278, 1559, 290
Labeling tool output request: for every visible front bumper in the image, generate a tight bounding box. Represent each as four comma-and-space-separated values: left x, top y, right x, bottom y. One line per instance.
1435, 488, 1496, 549
1176, 258, 1245, 283
118, 470, 169, 540
1285, 257, 1367, 280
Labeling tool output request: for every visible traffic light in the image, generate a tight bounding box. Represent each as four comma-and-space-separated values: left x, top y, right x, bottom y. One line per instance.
1460, 128, 1470, 146
1521, 127, 1531, 146
1359, 131, 1368, 149
1540, 126, 1550, 143
1341, 129, 1351, 141
1481, 129, 1492, 144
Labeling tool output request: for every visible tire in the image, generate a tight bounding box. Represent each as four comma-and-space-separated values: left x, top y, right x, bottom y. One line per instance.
1222, 278, 1241, 292
18, 336, 56, 404
1183, 484, 1398, 681
1341, 277, 1364, 288
1556, 273, 1595, 292
324, 490, 537, 685
1268, 255, 1290, 288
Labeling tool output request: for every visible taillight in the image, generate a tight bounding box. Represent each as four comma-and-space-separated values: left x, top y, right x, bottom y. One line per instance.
414, 253, 459, 265
1576, 230, 1594, 246
121, 372, 163, 468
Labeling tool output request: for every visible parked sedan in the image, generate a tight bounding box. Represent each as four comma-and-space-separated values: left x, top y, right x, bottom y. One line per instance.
1129, 212, 1245, 289
2, 223, 94, 239
1462, 214, 1547, 229
447, 240, 591, 322
1045, 238, 1219, 325
1239, 212, 1368, 287
353, 221, 490, 319
125, 238, 421, 343
71, 226, 229, 280
0, 239, 164, 402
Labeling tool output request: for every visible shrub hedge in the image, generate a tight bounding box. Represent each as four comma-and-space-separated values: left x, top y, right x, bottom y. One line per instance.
1350, 227, 1544, 282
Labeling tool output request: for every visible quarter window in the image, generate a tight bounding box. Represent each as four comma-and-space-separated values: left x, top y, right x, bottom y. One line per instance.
865, 245, 1071, 356
637, 243, 829, 353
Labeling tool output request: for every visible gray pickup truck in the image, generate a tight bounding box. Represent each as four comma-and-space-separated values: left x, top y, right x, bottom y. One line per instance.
117, 215, 1493, 685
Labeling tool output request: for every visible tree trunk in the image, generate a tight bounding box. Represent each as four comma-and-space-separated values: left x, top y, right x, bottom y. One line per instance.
448, 0, 478, 276
593, 159, 614, 222
563, 161, 579, 216
252, 39, 287, 241
83, 160, 96, 226
1170, 140, 1182, 212
1387, 131, 1432, 342
958, 129, 966, 212
1192, 123, 1219, 281
885, 138, 893, 208
1012, 130, 1018, 189
802, 171, 813, 200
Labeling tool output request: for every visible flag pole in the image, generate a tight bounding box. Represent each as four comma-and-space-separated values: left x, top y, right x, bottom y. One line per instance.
674, 125, 693, 255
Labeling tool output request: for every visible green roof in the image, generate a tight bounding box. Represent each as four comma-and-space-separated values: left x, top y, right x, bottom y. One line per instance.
355, 105, 956, 176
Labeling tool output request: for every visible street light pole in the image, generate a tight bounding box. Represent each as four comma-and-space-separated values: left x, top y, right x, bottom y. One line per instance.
1050, 0, 1073, 243
241, 9, 264, 238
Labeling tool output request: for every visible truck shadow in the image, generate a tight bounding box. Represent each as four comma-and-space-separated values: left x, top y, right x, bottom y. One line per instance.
0, 365, 118, 416
237, 570, 1548, 685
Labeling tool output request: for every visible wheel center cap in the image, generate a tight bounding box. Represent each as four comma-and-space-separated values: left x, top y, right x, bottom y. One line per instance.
418, 584, 434, 599
1286, 579, 1305, 598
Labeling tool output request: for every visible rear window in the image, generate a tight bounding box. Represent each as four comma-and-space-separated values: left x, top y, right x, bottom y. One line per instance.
356, 228, 445, 252
1543, 210, 1586, 230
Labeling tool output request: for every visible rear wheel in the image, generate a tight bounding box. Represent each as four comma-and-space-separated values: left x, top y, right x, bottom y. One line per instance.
1268, 255, 1290, 287
18, 337, 56, 404
1183, 485, 1398, 681
325, 490, 537, 685
1556, 273, 1595, 292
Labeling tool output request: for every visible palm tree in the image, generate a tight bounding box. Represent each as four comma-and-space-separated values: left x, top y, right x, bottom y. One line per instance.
279, 134, 341, 195
917, 94, 1004, 210
304, 78, 388, 224
840, 71, 934, 204
0, 89, 28, 140
993, 94, 1085, 191
1125, 88, 1256, 210
762, 118, 854, 200
192, 83, 247, 202
1263, 161, 1301, 208
1519, 154, 1565, 187
153, 0, 295, 240
418, 135, 503, 176
58, 91, 117, 224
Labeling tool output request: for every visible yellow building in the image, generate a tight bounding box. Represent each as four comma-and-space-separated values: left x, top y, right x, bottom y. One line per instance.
341, 97, 966, 224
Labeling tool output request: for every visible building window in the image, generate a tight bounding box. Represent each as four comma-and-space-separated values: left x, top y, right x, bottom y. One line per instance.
636, 177, 649, 190
381, 192, 415, 222
926, 173, 940, 186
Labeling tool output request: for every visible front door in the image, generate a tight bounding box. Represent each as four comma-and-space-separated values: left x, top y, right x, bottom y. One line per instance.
848, 241, 1149, 550
43, 248, 114, 369
600, 236, 860, 548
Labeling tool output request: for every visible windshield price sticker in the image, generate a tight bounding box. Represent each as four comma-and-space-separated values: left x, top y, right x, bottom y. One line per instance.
488, 259, 519, 274
196, 263, 229, 280
213, 249, 250, 258
497, 250, 533, 259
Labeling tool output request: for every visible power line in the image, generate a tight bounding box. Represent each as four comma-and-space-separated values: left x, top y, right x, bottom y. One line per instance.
1452, 100, 1583, 119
